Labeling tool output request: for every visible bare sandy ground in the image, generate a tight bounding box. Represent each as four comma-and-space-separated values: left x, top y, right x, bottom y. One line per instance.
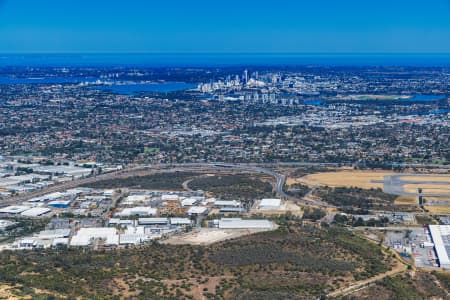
251, 201, 303, 216
0, 284, 28, 300
162, 228, 274, 245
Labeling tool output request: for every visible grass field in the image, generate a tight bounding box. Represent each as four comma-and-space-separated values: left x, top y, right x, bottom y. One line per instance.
424, 206, 450, 214
403, 184, 450, 194
290, 171, 450, 196
290, 170, 394, 189
394, 195, 417, 205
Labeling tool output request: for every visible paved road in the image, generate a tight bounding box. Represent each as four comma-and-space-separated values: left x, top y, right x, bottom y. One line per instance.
181, 178, 194, 192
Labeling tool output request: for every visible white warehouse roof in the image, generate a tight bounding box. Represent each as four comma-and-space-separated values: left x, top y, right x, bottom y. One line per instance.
115, 207, 157, 217
170, 218, 192, 225
187, 206, 208, 215
119, 233, 150, 245
218, 218, 274, 229
181, 198, 198, 206
126, 195, 148, 202
214, 200, 241, 207
108, 219, 134, 226
259, 198, 282, 209
162, 194, 179, 201
70, 227, 118, 247
0, 205, 30, 214
21, 207, 52, 217
138, 217, 169, 225
38, 229, 71, 239
429, 225, 450, 269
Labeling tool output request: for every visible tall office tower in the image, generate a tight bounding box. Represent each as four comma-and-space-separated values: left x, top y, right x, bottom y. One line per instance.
272, 74, 278, 84
244, 69, 248, 84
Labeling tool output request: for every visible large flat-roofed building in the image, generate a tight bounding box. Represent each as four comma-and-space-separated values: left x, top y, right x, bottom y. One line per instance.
187, 206, 208, 215
170, 218, 192, 226
70, 227, 119, 247
162, 194, 179, 201
219, 207, 245, 214
48, 199, 72, 208
217, 218, 274, 229
214, 200, 241, 208
0, 205, 30, 215
258, 198, 282, 210
115, 207, 157, 217
21, 207, 52, 217
429, 225, 450, 269
119, 233, 150, 245
122, 195, 149, 205
138, 217, 169, 226
37, 229, 71, 239
108, 218, 134, 227
0, 220, 18, 231
181, 198, 198, 207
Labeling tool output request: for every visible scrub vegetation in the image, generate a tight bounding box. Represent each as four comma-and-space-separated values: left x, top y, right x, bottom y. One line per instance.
0, 223, 395, 299
83, 172, 198, 190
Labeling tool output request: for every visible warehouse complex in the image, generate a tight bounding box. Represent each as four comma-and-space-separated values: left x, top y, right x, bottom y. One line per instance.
0, 186, 277, 251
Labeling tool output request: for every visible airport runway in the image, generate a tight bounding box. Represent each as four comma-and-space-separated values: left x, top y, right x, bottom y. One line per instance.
382, 174, 450, 197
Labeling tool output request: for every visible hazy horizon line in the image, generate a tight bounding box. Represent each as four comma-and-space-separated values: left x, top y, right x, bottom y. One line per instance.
1, 52, 450, 56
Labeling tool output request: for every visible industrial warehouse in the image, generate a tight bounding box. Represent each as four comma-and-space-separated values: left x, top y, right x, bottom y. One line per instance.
429, 225, 450, 269
0, 186, 277, 250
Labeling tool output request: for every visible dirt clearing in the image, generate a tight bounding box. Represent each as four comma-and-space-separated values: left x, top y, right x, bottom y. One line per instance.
162, 228, 274, 245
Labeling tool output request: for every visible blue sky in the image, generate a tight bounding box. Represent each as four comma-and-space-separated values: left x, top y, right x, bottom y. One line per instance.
0, 0, 449, 53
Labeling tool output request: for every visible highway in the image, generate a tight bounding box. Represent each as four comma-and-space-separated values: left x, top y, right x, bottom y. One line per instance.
4, 160, 447, 208
1, 162, 332, 208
